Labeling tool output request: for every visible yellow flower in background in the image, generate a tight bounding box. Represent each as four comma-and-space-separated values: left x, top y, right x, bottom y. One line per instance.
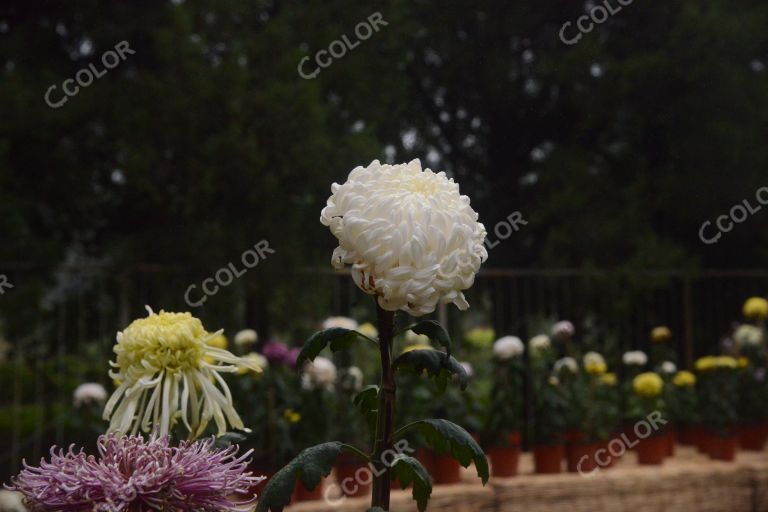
715, 356, 738, 369
465, 326, 496, 349
358, 322, 378, 339
738, 357, 750, 368
695, 356, 716, 371
695, 355, 738, 371
283, 408, 301, 423
600, 372, 617, 386
404, 330, 430, 345
206, 333, 228, 350
633, 372, 664, 398
104, 307, 260, 439
583, 351, 607, 375
237, 352, 269, 375
650, 326, 672, 343
743, 296, 768, 320
401, 343, 433, 354
672, 370, 696, 387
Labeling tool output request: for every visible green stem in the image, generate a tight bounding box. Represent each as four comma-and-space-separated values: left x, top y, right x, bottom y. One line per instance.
371, 303, 395, 510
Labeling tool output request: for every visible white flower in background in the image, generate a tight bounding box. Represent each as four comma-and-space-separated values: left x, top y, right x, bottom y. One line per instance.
104, 307, 260, 439
340, 366, 364, 391
73, 382, 107, 408
302, 356, 338, 390
528, 334, 551, 354
0, 490, 25, 512
622, 350, 648, 366
551, 320, 575, 340
554, 356, 578, 374
405, 329, 430, 345
583, 351, 605, 366
492, 336, 524, 360
660, 361, 677, 374
734, 324, 764, 347
322, 316, 359, 331
237, 352, 269, 375
234, 329, 258, 348
358, 322, 378, 339
320, 159, 487, 316
460, 361, 474, 378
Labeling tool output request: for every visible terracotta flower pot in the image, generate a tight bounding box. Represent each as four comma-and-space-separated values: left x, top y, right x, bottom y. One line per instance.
335, 452, 371, 497
695, 426, 712, 454
622, 424, 638, 450
737, 424, 768, 451
567, 441, 599, 473
488, 432, 521, 478
432, 453, 462, 484
637, 434, 666, 465
533, 444, 564, 474
678, 424, 696, 446
709, 435, 737, 461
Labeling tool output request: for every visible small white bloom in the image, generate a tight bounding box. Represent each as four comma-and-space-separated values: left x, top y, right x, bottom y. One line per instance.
554, 356, 578, 374
234, 329, 258, 348
302, 356, 338, 390
73, 382, 107, 408
493, 336, 524, 360
583, 351, 605, 367
322, 316, 359, 331
342, 366, 364, 391
528, 334, 551, 353
320, 159, 487, 316
0, 490, 26, 512
622, 350, 648, 366
460, 361, 474, 378
660, 361, 677, 374
551, 320, 575, 340
734, 324, 764, 347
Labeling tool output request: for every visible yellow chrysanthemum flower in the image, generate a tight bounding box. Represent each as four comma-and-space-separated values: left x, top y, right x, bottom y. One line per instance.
633, 372, 664, 398
743, 297, 768, 320
465, 326, 496, 349
206, 333, 228, 350
695, 355, 738, 372
583, 351, 607, 375
738, 357, 750, 368
600, 372, 617, 386
650, 326, 672, 344
672, 370, 696, 387
283, 408, 301, 423
104, 307, 260, 439
695, 356, 716, 372
358, 322, 378, 339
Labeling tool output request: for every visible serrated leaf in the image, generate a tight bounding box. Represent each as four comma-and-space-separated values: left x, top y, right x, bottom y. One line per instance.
296, 328, 369, 369
390, 454, 433, 512
256, 441, 345, 512
393, 349, 468, 391
212, 431, 248, 449
408, 320, 452, 356
353, 385, 379, 435
400, 419, 489, 484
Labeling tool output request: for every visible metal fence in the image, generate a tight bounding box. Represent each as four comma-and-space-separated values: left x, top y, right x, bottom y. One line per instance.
1, 265, 767, 482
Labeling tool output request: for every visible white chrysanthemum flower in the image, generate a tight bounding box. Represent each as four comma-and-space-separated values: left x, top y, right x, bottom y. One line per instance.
73, 382, 108, 408
554, 356, 579, 374
660, 361, 677, 374
104, 307, 259, 439
322, 316, 359, 331
0, 490, 26, 512
320, 159, 487, 316
734, 324, 764, 347
340, 366, 364, 391
492, 336, 524, 360
622, 350, 648, 366
528, 334, 551, 354
234, 329, 258, 348
301, 356, 338, 390
551, 320, 575, 340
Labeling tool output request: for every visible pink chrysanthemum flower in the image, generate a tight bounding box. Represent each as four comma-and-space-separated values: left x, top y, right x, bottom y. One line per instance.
8, 434, 264, 512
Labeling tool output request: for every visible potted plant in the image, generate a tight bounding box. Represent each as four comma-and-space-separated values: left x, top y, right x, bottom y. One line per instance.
695, 356, 740, 460
620, 350, 648, 447
483, 336, 524, 478
667, 370, 698, 446
629, 372, 666, 465
733, 323, 768, 451
530, 334, 567, 473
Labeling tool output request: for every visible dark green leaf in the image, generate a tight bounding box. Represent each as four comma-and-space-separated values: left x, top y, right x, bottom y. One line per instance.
296, 328, 369, 369
212, 431, 248, 449
390, 454, 433, 512
400, 419, 489, 484
393, 349, 468, 391
408, 320, 452, 356
353, 385, 379, 435
256, 441, 346, 512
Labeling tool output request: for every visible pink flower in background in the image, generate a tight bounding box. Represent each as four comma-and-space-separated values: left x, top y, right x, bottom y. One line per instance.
262, 342, 300, 367
8, 434, 263, 512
